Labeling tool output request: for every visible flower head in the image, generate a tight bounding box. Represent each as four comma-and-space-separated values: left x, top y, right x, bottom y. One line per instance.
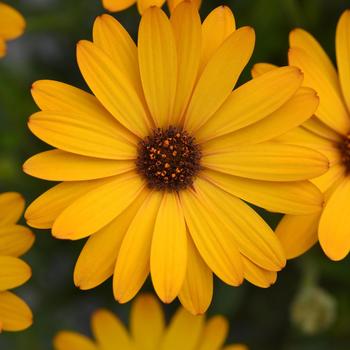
53, 293, 248, 350
0, 2, 25, 58
254, 10, 350, 261
0, 192, 34, 332
24, 4, 327, 313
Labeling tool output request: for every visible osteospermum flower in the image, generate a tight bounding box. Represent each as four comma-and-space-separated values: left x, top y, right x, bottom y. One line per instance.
0, 192, 34, 331
53, 294, 247, 350
253, 10, 350, 261
24, 4, 328, 314
101, 0, 200, 14
0, 2, 25, 58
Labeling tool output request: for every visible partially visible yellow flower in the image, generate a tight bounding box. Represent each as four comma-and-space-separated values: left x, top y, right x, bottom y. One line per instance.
24, 4, 327, 314
253, 10, 350, 261
101, 0, 201, 14
0, 2, 25, 58
53, 293, 248, 350
0, 192, 34, 332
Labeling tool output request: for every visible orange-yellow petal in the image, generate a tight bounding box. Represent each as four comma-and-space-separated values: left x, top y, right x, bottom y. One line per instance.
242, 257, 277, 288
0, 256, 31, 291
137, 0, 166, 14
101, 0, 136, 12
53, 331, 98, 350
0, 3, 25, 40
0, 225, 34, 257
0, 192, 25, 225
251, 62, 278, 78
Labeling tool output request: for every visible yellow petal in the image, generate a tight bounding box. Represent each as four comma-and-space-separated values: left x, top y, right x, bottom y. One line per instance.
130, 294, 165, 350
180, 182, 244, 285
101, 0, 136, 11
74, 191, 147, 290
222, 345, 248, 350
196, 66, 303, 142
25, 178, 110, 229
288, 47, 350, 134
0, 256, 31, 291
251, 62, 278, 78
202, 169, 323, 215
0, 39, 6, 58
0, 3, 25, 40
24, 150, 135, 181
202, 142, 328, 181
191, 178, 285, 271
168, 0, 201, 13
0, 225, 34, 257
184, 26, 255, 133
276, 213, 321, 259
302, 116, 341, 142
160, 308, 204, 350
290, 28, 339, 90
319, 176, 350, 260
336, 10, 350, 113
77, 40, 151, 137
53, 331, 98, 350
52, 173, 145, 239
178, 235, 213, 315
114, 191, 162, 303
151, 192, 187, 303
170, 1, 201, 123
91, 309, 133, 350
312, 164, 345, 193
137, 0, 166, 13
200, 6, 235, 71
28, 111, 136, 160
138, 7, 177, 127
0, 192, 24, 225
242, 257, 277, 288
197, 316, 228, 350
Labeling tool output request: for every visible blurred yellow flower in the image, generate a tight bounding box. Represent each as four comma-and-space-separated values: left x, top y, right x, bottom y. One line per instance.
25, 4, 327, 314
0, 2, 25, 58
53, 293, 248, 350
101, 0, 201, 14
254, 10, 350, 262
0, 192, 34, 332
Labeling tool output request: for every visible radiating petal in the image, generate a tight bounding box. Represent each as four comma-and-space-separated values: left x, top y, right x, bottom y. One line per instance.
202, 142, 328, 181
302, 117, 341, 142
91, 309, 133, 350
312, 164, 345, 193
77, 40, 151, 137
276, 213, 321, 259
0, 256, 31, 291
74, 191, 147, 290
28, 111, 136, 160
137, 0, 166, 13
319, 177, 350, 260
0, 192, 24, 225
188, 178, 285, 271
197, 316, 228, 350
242, 257, 277, 288
0, 225, 34, 257
130, 294, 165, 350
200, 6, 235, 70
54, 331, 98, 350
160, 308, 204, 350
101, 0, 136, 12
24, 150, 134, 181
168, 0, 201, 13
180, 183, 244, 285
138, 7, 177, 127
151, 192, 187, 303
0, 3, 25, 40
201, 169, 323, 215
184, 26, 255, 133
170, 1, 201, 123
52, 173, 145, 239
251, 63, 278, 78
25, 178, 110, 229
0, 291, 32, 332
288, 47, 350, 134
195, 66, 303, 142
201, 87, 319, 148
114, 191, 162, 303
178, 235, 213, 315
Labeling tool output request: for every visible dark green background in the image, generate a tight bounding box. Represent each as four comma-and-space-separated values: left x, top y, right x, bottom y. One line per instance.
0, 0, 350, 349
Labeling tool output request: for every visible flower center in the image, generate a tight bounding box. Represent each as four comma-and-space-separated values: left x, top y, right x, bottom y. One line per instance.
339, 134, 350, 172
136, 126, 201, 191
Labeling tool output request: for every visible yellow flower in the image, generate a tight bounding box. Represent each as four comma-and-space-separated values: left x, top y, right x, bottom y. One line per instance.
53, 293, 248, 350
101, 0, 201, 14
253, 10, 350, 262
0, 2, 25, 58
24, 4, 327, 314
0, 192, 34, 332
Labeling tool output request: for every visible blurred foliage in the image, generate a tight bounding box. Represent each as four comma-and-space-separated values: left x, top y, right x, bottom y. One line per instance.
1, 0, 350, 349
